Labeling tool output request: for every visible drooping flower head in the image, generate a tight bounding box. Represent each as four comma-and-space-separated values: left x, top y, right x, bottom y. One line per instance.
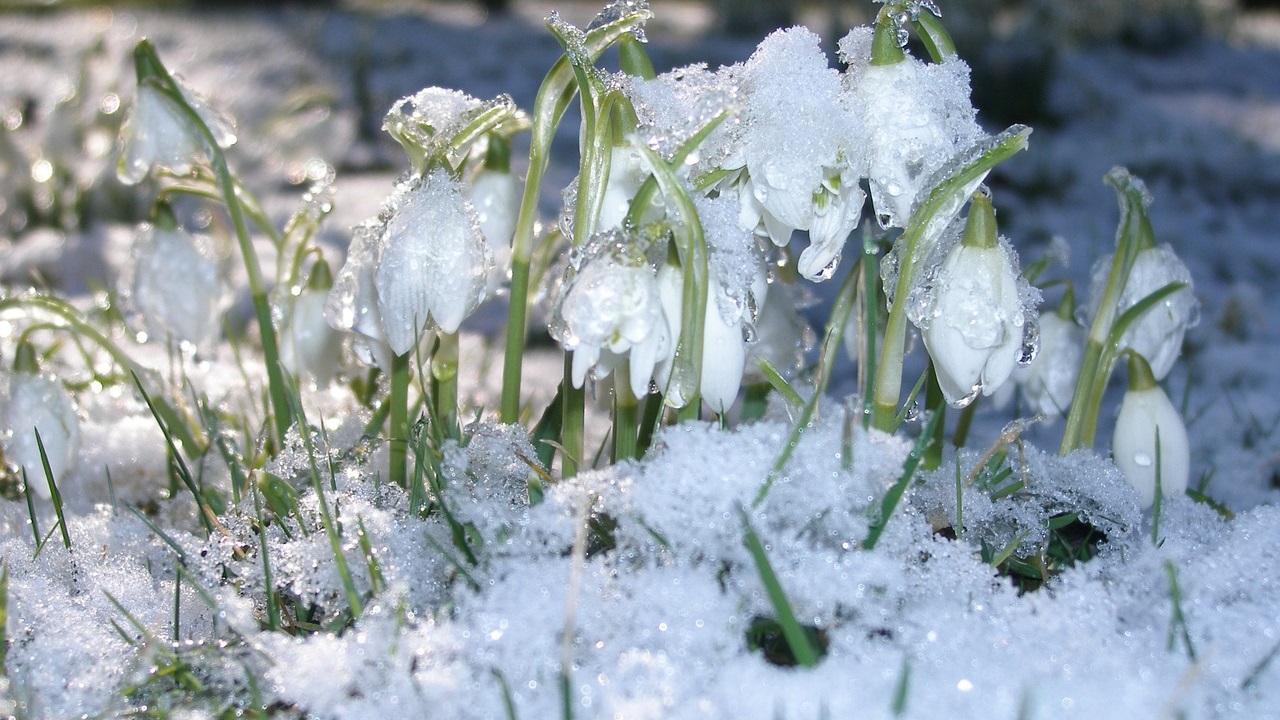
918, 194, 1036, 407
1, 343, 79, 497
118, 41, 237, 185
1087, 243, 1197, 381
1112, 353, 1190, 508
550, 230, 670, 399
124, 223, 226, 350
1010, 302, 1083, 417
281, 259, 345, 385
327, 170, 491, 361
840, 26, 985, 231
731, 27, 867, 281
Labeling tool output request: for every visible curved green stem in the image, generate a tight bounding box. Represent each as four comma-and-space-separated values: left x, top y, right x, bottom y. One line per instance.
499, 8, 652, 423
871, 126, 1031, 431
133, 40, 292, 447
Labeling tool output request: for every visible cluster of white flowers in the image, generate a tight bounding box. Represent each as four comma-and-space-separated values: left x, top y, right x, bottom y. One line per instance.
549, 21, 994, 411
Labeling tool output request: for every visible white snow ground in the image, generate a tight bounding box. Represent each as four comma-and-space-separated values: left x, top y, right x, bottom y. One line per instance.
1, 3, 1279, 719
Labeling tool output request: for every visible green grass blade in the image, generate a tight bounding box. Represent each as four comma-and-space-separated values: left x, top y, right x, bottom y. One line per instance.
863, 410, 941, 550
739, 508, 821, 668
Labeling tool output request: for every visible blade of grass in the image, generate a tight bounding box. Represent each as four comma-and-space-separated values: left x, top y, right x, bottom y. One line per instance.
34, 429, 71, 550
863, 410, 941, 550
739, 508, 821, 668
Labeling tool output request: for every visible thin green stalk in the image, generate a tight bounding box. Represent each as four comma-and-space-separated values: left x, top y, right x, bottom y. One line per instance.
872, 127, 1031, 431
740, 509, 822, 667
612, 368, 640, 463
861, 239, 880, 428
562, 355, 585, 477
250, 479, 281, 632
134, 41, 293, 446
923, 368, 946, 470
34, 431, 72, 551
863, 410, 941, 550
499, 8, 652, 422
431, 331, 460, 436
389, 351, 411, 488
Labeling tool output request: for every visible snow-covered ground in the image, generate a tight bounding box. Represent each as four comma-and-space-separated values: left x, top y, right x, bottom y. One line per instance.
1, 2, 1279, 718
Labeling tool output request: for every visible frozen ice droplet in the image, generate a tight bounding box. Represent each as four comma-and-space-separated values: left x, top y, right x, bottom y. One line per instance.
1133, 452, 1153, 468
1018, 317, 1040, 366
950, 383, 981, 409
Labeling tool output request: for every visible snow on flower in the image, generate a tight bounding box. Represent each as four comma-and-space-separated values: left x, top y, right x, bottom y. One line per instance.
124, 224, 225, 349
327, 170, 491, 359
117, 74, 236, 185
383, 87, 517, 171
840, 27, 984, 230
1, 348, 78, 496
550, 231, 669, 399
732, 27, 867, 281
919, 201, 1029, 407
1112, 355, 1190, 508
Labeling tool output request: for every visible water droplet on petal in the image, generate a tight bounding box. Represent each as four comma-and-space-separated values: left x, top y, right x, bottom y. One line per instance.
1133, 452, 1153, 467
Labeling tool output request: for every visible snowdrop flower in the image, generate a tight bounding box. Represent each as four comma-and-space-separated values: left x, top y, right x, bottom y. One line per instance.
730, 27, 867, 281
466, 165, 520, 294
655, 263, 756, 415
281, 260, 345, 385
325, 219, 395, 372
596, 144, 652, 231
920, 195, 1027, 407
840, 27, 984, 230
1088, 243, 1197, 380
1011, 302, 1083, 416
1, 344, 78, 497
118, 67, 236, 185
1112, 353, 1189, 508
328, 170, 491, 360
550, 232, 669, 399
126, 223, 225, 349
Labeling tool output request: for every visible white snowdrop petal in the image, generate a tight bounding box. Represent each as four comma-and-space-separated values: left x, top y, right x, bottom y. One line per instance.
1112, 385, 1190, 508
375, 171, 490, 352
281, 289, 345, 384
127, 225, 225, 348
922, 243, 1025, 406
1, 372, 79, 495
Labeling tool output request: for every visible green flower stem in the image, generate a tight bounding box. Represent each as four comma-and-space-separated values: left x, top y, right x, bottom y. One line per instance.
612, 368, 639, 463
134, 40, 292, 447
861, 238, 880, 427
431, 331, 460, 436
499, 9, 651, 423
924, 367, 945, 470
1059, 170, 1154, 452
871, 127, 1031, 432
562, 355, 585, 477
389, 351, 410, 488
633, 143, 709, 412
870, 6, 907, 66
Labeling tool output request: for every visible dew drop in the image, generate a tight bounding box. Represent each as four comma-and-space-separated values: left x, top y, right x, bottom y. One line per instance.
1133, 452, 1153, 468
